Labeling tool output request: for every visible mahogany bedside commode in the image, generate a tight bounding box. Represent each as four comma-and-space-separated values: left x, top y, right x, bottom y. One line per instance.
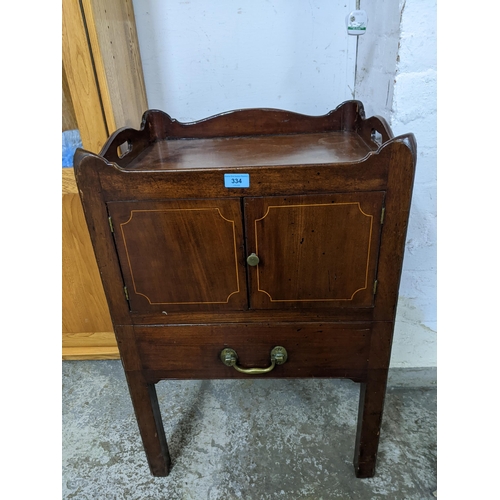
74, 100, 416, 478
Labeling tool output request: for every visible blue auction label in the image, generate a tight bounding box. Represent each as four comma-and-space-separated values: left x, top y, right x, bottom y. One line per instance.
224, 173, 250, 188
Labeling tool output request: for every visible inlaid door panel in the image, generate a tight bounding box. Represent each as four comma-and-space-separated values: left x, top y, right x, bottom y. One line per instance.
107, 199, 247, 313
244, 192, 385, 309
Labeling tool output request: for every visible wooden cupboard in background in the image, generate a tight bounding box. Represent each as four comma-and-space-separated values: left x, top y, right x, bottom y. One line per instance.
62, 0, 148, 359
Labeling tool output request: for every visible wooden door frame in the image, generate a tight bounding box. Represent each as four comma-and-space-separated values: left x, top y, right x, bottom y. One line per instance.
62, 0, 148, 359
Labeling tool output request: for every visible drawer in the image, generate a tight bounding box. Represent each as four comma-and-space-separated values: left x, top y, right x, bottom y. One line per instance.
134, 323, 371, 382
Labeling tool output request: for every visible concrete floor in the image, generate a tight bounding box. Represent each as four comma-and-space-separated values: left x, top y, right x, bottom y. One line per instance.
62, 361, 436, 499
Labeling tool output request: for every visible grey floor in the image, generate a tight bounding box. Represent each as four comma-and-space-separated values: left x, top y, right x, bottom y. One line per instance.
62, 361, 436, 500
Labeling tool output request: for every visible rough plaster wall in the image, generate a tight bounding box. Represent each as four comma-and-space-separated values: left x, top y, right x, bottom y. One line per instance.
389, 0, 437, 367
355, 0, 436, 368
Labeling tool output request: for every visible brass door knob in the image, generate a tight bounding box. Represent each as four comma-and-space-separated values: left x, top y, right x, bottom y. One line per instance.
247, 253, 260, 266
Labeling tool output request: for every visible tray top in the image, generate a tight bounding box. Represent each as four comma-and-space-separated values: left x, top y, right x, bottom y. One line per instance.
125, 131, 375, 171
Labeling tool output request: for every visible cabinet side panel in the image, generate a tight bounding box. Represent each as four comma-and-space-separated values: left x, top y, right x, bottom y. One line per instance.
74, 157, 132, 326
373, 140, 416, 320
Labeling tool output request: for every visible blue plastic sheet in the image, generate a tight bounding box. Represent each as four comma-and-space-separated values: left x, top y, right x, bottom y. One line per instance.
62, 129, 82, 168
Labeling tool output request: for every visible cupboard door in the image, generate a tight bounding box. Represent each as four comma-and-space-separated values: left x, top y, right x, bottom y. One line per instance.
244, 192, 385, 309
107, 199, 247, 313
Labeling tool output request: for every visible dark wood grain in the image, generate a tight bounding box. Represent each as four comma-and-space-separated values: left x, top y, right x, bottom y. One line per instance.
134, 323, 370, 380
94, 100, 393, 171
124, 131, 374, 172
245, 192, 384, 309
110, 100, 363, 146
373, 136, 417, 321
73, 154, 131, 326
128, 306, 375, 326
124, 370, 171, 476
99, 125, 151, 167
108, 198, 247, 313
354, 321, 393, 478
74, 103, 416, 478
98, 156, 391, 201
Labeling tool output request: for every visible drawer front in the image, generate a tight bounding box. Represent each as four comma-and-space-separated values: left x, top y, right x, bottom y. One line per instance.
134, 323, 371, 381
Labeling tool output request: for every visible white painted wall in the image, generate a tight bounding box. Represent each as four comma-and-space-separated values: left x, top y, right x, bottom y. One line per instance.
132, 0, 358, 121
131, 0, 437, 368
354, 0, 400, 118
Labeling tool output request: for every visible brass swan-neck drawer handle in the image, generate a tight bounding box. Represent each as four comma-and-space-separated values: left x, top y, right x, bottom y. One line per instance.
220, 346, 288, 375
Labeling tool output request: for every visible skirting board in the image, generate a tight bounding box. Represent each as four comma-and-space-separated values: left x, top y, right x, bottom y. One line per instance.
62, 331, 119, 360
63, 347, 120, 360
